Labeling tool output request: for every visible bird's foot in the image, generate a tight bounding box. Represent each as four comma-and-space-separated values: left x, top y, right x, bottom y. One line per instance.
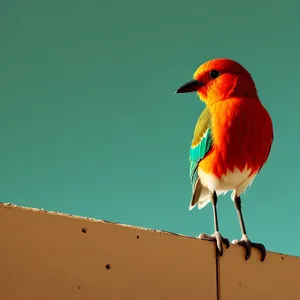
198, 231, 230, 256
232, 234, 266, 262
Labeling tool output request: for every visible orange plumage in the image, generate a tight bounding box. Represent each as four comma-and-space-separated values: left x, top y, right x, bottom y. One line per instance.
199, 96, 273, 178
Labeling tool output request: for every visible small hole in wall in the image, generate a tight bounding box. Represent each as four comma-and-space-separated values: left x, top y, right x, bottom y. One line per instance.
106, 264, 111, 270
82, 228, 87, 233
136, 235, 139, 239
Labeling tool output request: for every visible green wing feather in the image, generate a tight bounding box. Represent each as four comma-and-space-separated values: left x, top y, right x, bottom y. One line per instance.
189, 107, 213, 208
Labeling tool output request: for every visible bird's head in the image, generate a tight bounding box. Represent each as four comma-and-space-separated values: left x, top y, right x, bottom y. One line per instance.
176, 58, 258, 105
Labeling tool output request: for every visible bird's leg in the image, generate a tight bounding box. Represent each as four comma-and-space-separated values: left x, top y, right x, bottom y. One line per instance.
232, 195, 266, 262
198, 191, 230, 256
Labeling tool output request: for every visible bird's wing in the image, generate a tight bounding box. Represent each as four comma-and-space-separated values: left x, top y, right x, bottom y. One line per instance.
189, 106, 213, 207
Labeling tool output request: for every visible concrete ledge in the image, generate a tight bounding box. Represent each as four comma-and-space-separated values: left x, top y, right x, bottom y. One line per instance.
220, 245, 300, 299
0, 203, 216, 300
0, 203, 299, 300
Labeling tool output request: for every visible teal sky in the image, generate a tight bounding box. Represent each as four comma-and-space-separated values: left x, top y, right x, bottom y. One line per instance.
1, 0, 299, 256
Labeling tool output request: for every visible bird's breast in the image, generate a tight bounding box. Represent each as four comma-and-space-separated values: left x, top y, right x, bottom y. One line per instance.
199, 97, 273, 178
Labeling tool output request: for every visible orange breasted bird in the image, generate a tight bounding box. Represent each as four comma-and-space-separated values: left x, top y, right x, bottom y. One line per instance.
176, 58, 273, 261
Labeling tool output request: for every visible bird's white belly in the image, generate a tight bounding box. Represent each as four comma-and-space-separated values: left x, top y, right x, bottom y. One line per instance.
198, 167, 257, 200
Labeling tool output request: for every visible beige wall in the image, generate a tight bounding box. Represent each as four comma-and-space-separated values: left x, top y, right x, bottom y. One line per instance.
0, 203, 299, 300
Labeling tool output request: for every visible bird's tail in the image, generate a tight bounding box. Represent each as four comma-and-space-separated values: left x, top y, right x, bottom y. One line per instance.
189, 178, 211, 211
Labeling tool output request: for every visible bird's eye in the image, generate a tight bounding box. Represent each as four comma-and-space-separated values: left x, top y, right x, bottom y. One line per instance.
210, 70, 220, 79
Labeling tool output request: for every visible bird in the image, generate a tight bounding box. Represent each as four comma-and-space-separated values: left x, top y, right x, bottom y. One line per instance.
176, 58, 273, 261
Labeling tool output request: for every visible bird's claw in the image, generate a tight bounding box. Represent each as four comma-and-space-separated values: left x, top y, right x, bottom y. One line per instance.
198, 231, 230, 256
232, 234, 266, 262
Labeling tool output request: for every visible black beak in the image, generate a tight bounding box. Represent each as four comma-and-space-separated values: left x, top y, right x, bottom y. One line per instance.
176, 79, 204, 93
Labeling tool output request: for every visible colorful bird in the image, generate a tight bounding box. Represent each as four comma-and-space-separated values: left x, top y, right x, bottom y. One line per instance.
176, 58, 273, 261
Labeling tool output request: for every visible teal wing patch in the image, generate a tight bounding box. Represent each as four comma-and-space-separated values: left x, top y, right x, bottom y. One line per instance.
189, 107, 213, 191
189, 128, 212, 188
